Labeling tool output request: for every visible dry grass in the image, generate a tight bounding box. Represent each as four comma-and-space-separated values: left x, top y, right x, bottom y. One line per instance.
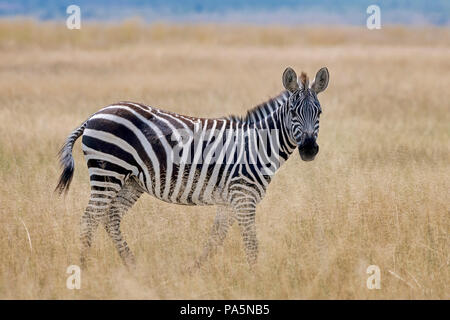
0, 21, 448, 299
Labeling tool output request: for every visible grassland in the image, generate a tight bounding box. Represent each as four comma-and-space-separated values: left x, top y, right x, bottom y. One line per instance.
0, 21, 448, 299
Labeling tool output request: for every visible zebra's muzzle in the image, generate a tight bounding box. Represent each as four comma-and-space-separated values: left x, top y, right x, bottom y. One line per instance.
298, 137, 319, 161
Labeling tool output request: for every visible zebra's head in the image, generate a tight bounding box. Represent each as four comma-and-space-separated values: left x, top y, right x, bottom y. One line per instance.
282, 67, 329, 161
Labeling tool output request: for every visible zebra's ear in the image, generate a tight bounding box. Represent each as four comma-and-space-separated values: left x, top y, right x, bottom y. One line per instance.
282, 67, 299, 93
310, 67, 329, 94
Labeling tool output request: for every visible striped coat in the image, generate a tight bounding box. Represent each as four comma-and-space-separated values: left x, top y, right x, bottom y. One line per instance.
56, 67, 329, 268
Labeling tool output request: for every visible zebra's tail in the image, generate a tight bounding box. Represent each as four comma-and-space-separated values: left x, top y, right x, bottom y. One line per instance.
55, 121, 88, 195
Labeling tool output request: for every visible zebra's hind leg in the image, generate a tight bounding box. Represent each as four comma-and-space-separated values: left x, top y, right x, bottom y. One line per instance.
104, 177, 143, 267
80, 185, 119, 268
192, 205, 235, 269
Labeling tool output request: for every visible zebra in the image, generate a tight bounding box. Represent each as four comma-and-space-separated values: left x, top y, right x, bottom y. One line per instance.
56, 67, 329, 268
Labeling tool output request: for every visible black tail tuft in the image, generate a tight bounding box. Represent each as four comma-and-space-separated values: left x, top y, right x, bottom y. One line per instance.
55, 121, 86, 195
55, 143, 75, 195
55, 160, 75, 195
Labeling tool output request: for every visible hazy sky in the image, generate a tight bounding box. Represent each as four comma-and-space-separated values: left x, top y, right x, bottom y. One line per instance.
1, 0, 449, 25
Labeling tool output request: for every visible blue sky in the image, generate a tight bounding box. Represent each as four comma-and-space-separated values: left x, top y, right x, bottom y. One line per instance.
1, 0, 449, 25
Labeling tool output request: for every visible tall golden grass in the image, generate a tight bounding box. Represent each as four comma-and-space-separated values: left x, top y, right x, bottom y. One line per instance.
0, 21, 448, 299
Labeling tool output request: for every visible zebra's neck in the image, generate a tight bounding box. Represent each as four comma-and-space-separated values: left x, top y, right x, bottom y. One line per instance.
227, 90, 290, 124
236, 100, 297, 181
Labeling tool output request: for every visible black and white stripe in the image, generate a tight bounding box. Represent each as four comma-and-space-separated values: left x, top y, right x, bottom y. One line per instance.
56, 67, 329, 267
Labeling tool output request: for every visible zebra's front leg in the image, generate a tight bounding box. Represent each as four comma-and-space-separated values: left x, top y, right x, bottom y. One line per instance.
232, 197, 258, 266
193, 206, 235, 269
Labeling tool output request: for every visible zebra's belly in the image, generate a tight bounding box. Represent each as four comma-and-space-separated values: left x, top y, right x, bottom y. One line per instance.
139, 164, 229, 206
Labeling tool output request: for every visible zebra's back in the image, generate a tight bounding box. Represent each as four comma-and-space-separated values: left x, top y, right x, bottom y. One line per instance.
81, 101, 236, 206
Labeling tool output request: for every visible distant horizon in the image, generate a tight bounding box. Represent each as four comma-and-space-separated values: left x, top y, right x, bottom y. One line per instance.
1, 0, 449, 26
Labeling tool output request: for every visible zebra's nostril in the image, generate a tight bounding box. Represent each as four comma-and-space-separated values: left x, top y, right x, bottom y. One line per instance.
298, 138, 319, 161
300, 136, 316, 149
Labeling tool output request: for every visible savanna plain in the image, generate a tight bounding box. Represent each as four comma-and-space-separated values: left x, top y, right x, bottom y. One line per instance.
0, 21, 448, 299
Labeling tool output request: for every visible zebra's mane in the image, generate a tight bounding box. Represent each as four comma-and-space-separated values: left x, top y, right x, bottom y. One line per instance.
227, 90, 290, 124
